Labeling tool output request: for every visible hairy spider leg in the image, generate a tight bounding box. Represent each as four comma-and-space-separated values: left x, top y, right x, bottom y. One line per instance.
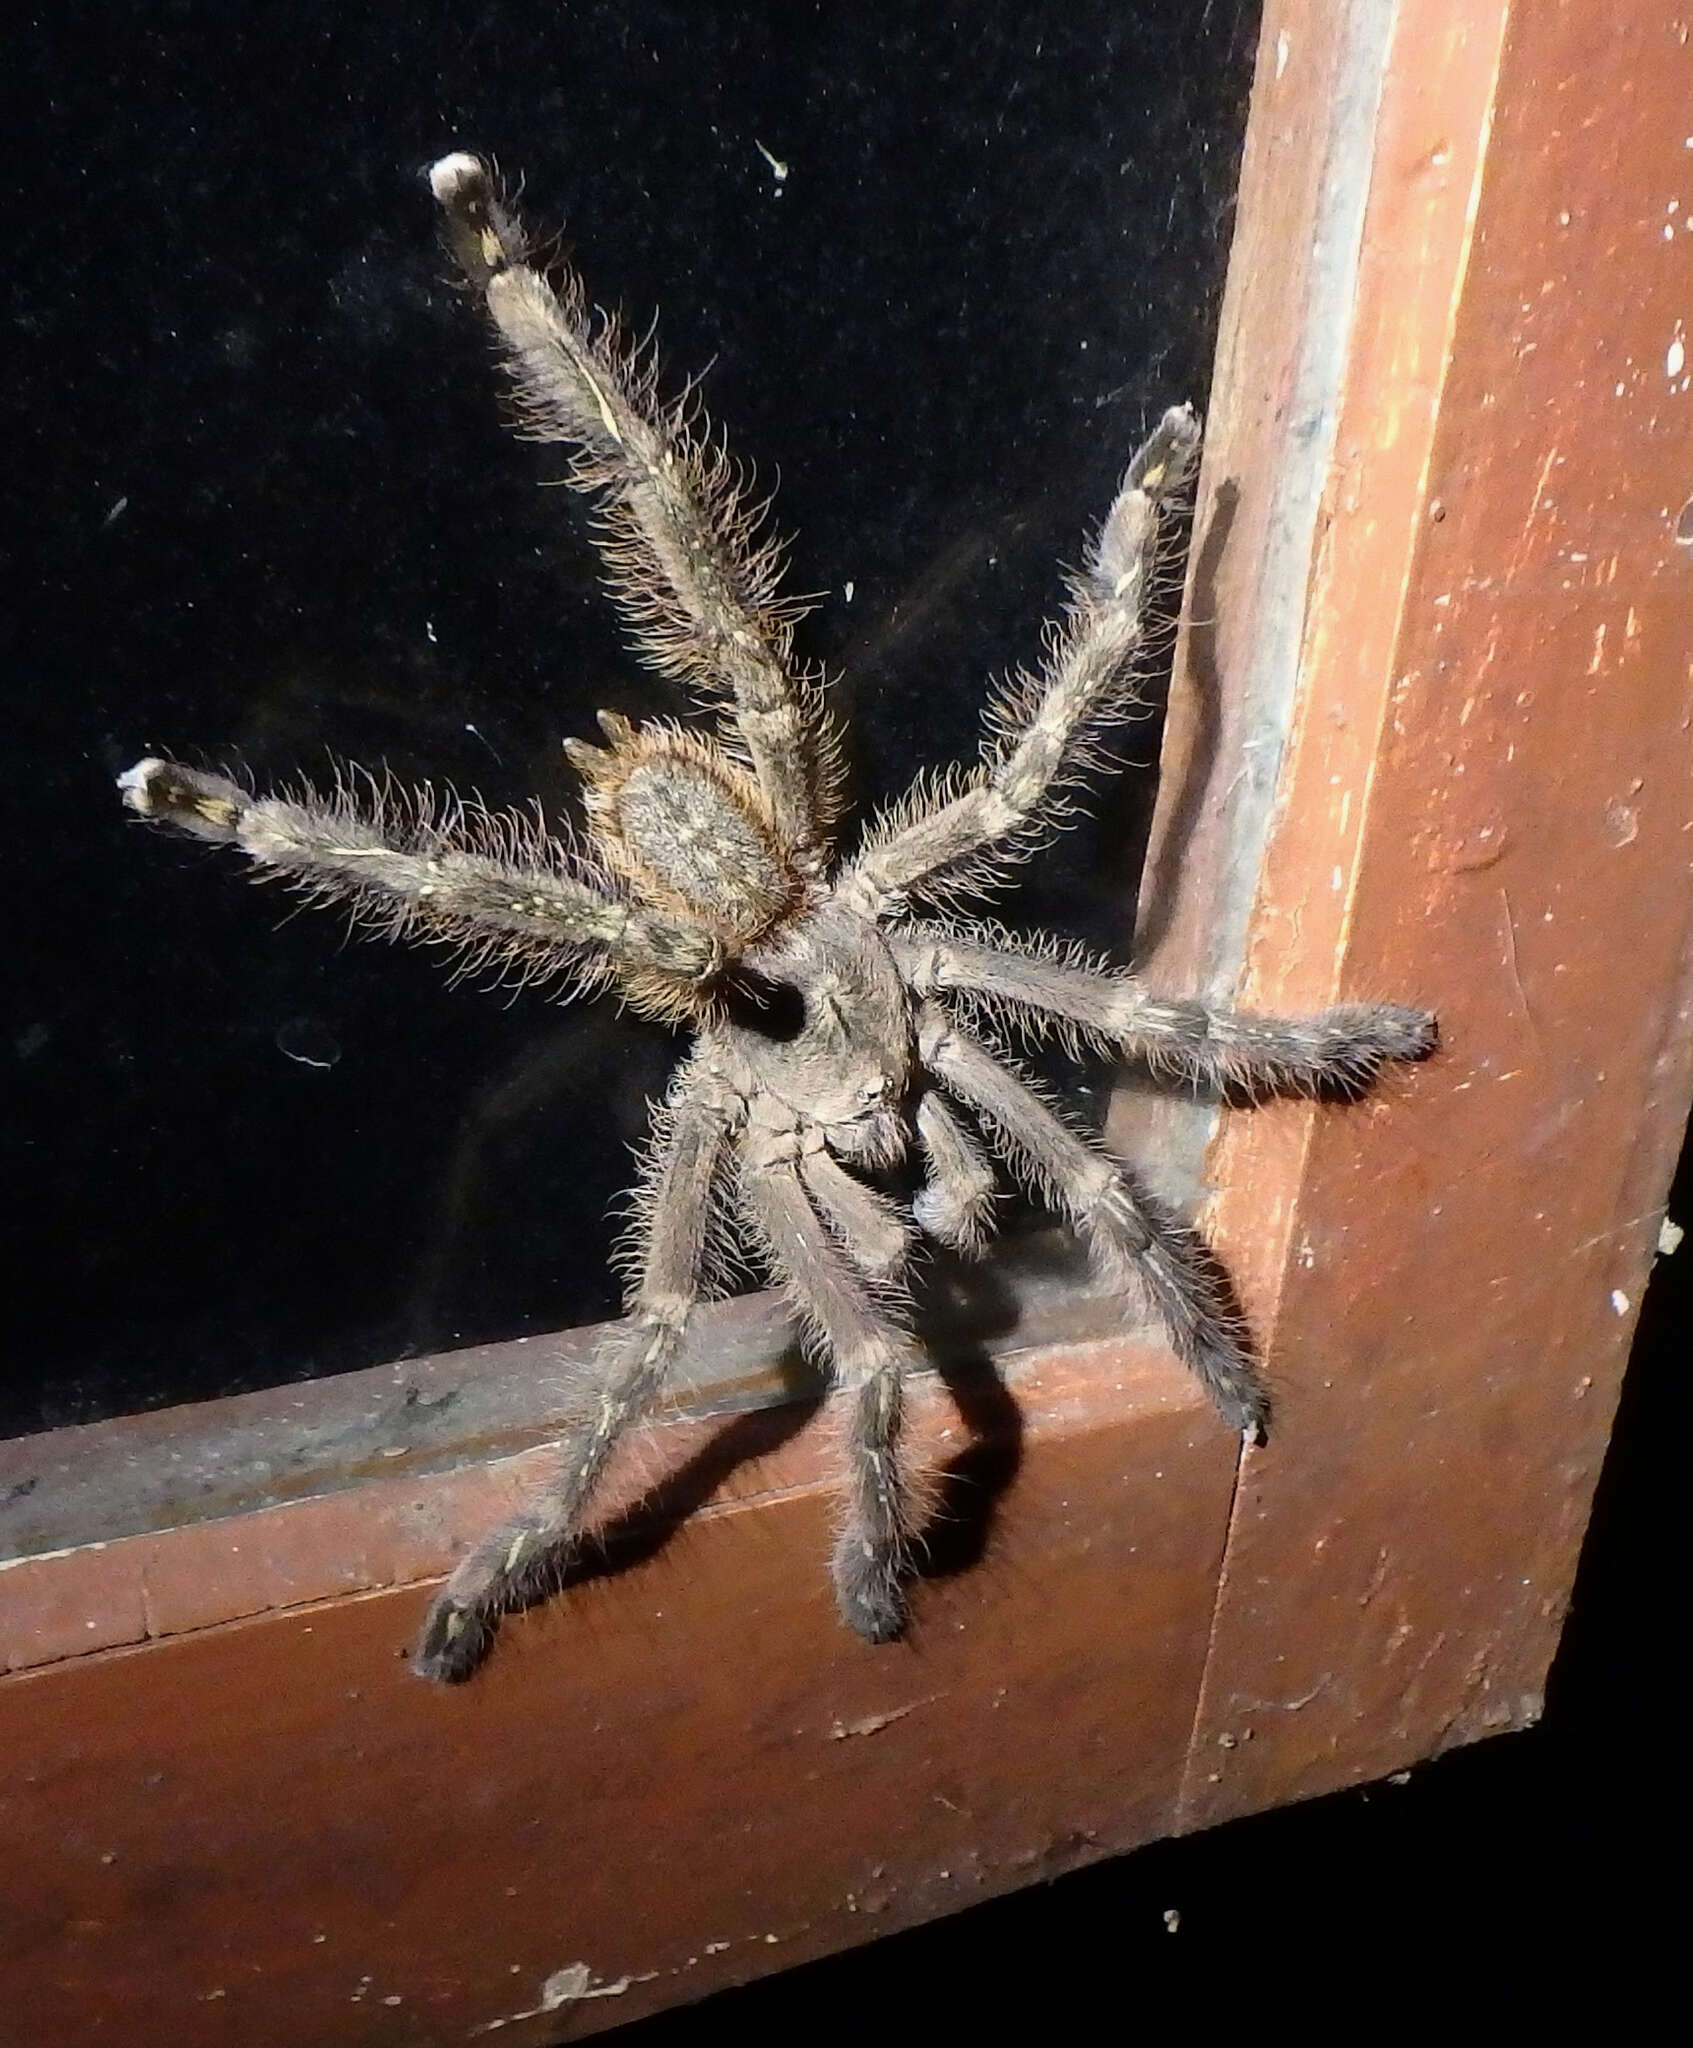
911, 1091, 998, 1256
847, 405, 1199, 911
799, 1145, 915, 1284
741, 1149, 927, 1642
414, 1084, 734, 1681
892, 925, 1438, 1098
117, 758, 719, 987
917, 1004, 1267, 1437
429, 152, 837, 870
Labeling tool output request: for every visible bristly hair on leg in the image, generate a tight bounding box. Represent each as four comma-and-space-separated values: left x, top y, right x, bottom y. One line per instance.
889, 920, 1436, 1098
845, 406, 1201, 915
428, 151, 844, 867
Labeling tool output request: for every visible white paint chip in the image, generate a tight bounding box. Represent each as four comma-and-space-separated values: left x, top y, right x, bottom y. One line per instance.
1609, 1289, 1631, 1317
472, 1964, 651, 2035
1668, 336, 1686, 378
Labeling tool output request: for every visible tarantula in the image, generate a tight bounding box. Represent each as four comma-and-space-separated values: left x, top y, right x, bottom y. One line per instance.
119, 152, 1434, 1682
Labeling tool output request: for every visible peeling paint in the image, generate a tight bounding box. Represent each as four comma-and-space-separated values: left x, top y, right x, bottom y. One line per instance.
472, 1962, 658, 2034
0, 1541, 109, 1572
829, 1695, 937, 1740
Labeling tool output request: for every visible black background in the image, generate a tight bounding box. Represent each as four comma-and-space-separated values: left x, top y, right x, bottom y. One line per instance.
11, 0, 1247, 1431
5, 0, 1674, 2021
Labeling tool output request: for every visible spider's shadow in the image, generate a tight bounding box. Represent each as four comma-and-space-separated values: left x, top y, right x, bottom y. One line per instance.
1113, 475, 1239, 961
907, 1250, 1027, 1589
439, 1251, 1030, 1676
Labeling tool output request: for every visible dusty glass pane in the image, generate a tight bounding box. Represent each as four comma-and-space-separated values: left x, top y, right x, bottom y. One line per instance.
11, 0, 1260, 1432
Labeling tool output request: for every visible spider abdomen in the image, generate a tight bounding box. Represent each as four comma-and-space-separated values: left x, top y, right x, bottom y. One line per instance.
566, 714, 799, 943
618, 758, 782, 916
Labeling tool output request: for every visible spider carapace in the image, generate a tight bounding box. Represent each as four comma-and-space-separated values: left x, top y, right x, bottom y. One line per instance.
120, 152, 1435, 1680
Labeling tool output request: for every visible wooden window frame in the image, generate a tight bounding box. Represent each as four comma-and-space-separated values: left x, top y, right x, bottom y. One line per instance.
6, 5, 1692, 2039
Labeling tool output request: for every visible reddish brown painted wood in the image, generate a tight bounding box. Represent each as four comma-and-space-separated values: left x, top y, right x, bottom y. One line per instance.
0, 1341, 1235, 2045
1137, 0, 1693, 1828
0, 1241, 1140, 1675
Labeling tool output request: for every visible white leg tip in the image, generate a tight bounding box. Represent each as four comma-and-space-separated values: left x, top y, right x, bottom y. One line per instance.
428, 152, 485, 206
117, 758, 166, 813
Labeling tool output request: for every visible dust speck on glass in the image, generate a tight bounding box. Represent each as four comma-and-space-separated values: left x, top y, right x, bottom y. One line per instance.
121, 143, 1432, 1676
